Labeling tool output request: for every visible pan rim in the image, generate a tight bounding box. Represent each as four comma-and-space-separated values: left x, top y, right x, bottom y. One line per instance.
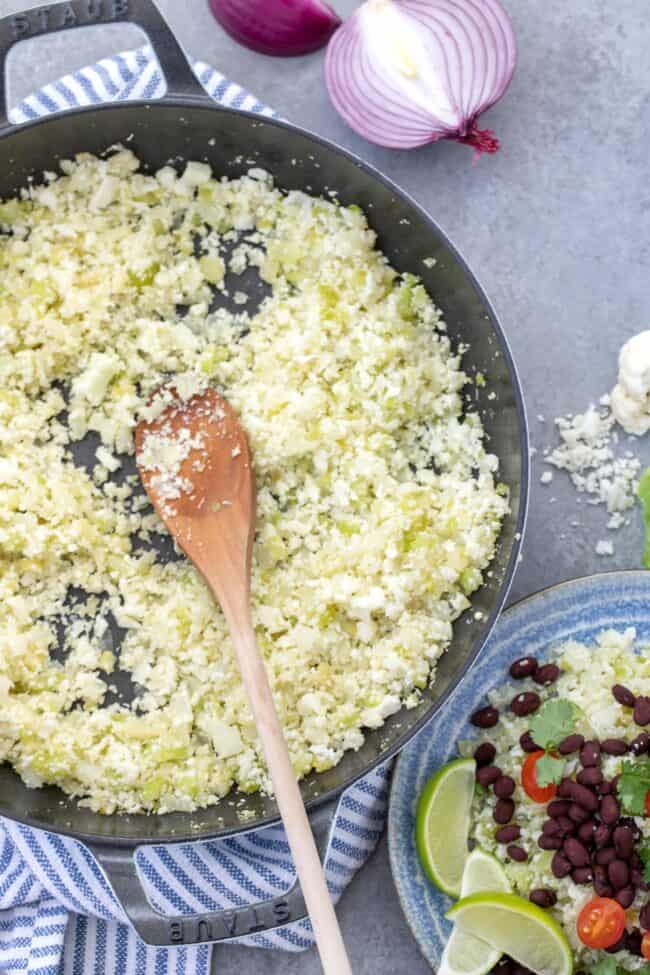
0, 97, 529, 844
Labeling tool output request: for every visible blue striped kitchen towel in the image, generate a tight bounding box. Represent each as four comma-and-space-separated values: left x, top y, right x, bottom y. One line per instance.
0, 46, 392, 975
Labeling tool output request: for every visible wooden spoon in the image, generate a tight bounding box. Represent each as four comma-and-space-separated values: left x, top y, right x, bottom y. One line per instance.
135, 386, 352, 975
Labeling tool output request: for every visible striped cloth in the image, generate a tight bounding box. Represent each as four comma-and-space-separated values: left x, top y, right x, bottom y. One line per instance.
1, 46, 392, 975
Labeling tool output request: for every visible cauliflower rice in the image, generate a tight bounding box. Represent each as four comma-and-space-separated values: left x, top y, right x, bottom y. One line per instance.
462, 629, 650, 972
0, 150, 508, 814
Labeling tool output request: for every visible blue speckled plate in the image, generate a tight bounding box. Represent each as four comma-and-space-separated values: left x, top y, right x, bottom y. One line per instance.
388, 571, 650, 970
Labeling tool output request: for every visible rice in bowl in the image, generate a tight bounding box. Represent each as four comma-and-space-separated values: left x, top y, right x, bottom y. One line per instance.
463, 629, 650, 971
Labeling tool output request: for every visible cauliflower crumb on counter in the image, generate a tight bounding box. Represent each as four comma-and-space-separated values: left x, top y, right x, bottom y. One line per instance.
0, 150, 508, 814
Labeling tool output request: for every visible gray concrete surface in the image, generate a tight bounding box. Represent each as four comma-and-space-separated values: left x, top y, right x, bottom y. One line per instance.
1, 0, 649, 971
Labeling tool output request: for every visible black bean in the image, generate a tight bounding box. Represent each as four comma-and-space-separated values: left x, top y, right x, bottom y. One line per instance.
598, 781, 612, 796
621, 817, 643, 841
564, 837, 590, 867
635, 696, 650, 727
600, 794, 621, 825
576, 767, 603, 788
614, 825, 635, 859
507, 844, 527, 862
511, 966, 533, 975
519, 731, 540, 753
594, 824, 612, 849
572, 866, 594, 885
494, 776, 516, 799
640, 903, 650, 930
496, 825, 521, 844
557, 815, 576, 836
593, 865, 613, 897
601, 738, 629, 756
631, 732, 650, 756
492, 961, 514, 975
580, 740, 601, 767
529, 888, 557, 908
626, 928, 643, 957
471, 706, 499, 728
551, 852, 572, 878
557, 778, 573, 798
608, 859, 630, 891
567, 782, 599, 812
509, 656, 538, 679
547, 799, 571, 819
605, 934, 628, 954
577, 820, 596, 844
542, 819, 562, 837
538, 834, 563, 851
558, 734, 584, 755
474, 742, 497, 767
613, 684, 636, 708
477, 765, 502, 787
494, 798, 515, 824
632, 868, 646, 889
510, 692, 541, 717
596, 847, 617, 866
615, 886, 636, 908
568, 803, 590, 824
534, 664, 560, 686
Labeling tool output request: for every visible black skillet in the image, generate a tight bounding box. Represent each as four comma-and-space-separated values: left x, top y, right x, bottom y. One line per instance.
0, 0, 528, 946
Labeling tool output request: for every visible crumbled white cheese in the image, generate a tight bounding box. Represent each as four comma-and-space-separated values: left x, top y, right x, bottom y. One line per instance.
540, 470, 553, 485
610, 330, 650, 435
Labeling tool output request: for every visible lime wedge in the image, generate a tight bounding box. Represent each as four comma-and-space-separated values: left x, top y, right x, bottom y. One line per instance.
439, 849, 511, 975
447, 893, 573, 975
460, 848, 511, 898
415, 758, 475, 896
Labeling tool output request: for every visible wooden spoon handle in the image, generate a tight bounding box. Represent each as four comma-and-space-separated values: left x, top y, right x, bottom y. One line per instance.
229, 619, 353, 975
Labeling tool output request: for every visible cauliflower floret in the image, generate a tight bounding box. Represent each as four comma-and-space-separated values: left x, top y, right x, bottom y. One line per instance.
610, 330, 650, 434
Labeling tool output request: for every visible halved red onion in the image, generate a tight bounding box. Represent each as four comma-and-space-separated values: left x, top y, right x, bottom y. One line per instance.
209, 0, 341, 57
324, 0, 517, 153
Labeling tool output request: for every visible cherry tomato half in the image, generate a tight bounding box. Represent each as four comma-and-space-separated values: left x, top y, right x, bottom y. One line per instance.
645, 790, 650, 816
521, 750, 557, 803
642, 932, 650, 961
577, 897, 626, 950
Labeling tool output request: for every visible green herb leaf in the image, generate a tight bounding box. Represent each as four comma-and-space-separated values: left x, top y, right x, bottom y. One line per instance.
639, 842, 650, 884
529, 699, 578, 750
617, 759, 650, 815
534, 753, 566, 787
638, 468, 650, 569
592, 958, 619, 975
474, 782, 488, 800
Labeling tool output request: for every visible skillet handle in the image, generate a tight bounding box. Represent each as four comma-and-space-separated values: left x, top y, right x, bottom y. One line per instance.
0, 0, 207, 128
84, 802, 338, 946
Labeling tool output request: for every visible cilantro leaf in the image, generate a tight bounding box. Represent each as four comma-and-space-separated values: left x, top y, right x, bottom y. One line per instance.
638, 467, 650, 569
592, 959, 618, 975
534, 753, 566, 787
639, 842, 650, 884
617, 759, 650, 815
529, 699, 578, 750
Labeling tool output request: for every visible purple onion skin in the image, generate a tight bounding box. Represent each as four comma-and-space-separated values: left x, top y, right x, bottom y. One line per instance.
209, 0, 341, 57
324, 0, 517, 154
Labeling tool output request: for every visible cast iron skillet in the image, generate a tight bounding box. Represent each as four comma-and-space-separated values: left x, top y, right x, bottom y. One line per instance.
0, 0, 529, 946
